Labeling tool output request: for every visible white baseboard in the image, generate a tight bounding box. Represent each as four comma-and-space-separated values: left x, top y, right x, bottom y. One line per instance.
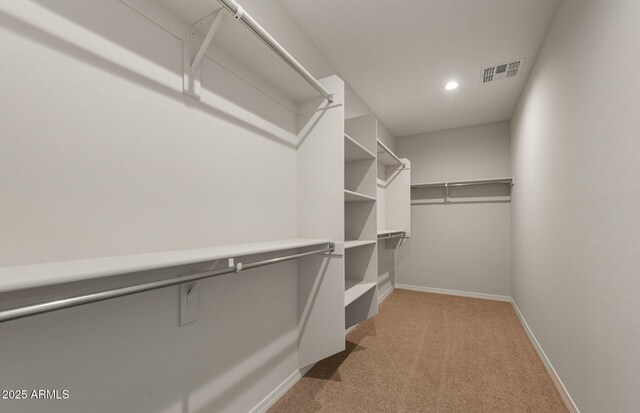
511, 300, 580, 413
249, 363, 314, 413
395, 283, 511, 302
378, 286, 394, 304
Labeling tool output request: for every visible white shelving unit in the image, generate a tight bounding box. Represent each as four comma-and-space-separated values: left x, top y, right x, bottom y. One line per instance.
343, 115, 379, 329
340, 115, 412, 329
374, 121, 411, 308
377, 154, 411, 248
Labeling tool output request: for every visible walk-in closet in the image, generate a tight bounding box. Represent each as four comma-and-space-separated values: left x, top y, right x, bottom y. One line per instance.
1, 1, 638, 412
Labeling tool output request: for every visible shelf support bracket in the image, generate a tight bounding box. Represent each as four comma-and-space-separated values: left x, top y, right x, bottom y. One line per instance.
183, 8, 227, 100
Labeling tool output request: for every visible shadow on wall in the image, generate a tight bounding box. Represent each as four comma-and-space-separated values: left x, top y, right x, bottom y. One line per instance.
298, 254, 331, 345
305, 319, 377, 382
0, 2, 300, 147
296, 97, 333, 149
0, 255, 302, 413
269, 320, 378, 412
345, 202, 376, 240
305, 339, 366, 382
187, 332, 297, 413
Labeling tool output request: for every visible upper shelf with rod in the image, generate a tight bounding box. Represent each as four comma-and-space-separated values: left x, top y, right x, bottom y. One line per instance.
0, 239, 335, 323
0, 239, 334, 295
411, 177, 514, 189
411, 177, 514, 205
183, 0, 333, 103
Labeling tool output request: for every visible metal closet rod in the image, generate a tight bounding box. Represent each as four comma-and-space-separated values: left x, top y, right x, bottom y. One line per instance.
377, 140, 405, 167
378, 231, 406, 240
411, 177, 514, 189
0, 243, 335, 324
216, 0, 333, 103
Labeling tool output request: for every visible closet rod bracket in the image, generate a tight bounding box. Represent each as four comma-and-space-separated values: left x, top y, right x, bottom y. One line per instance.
183, 8, 227, 100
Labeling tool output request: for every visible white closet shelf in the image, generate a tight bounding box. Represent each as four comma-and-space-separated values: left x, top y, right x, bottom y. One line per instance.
344, 189, 376, 202
0, 238, 331, 293
344, 133, 376, 162
377, 140, 404, 167
344, 240, 377, 249
344, 279, 377, 306
378, 229, 405, 236
411, 196, 512, 205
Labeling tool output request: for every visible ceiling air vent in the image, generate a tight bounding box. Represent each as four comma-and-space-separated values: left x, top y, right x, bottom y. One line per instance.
481, 58, 524, 83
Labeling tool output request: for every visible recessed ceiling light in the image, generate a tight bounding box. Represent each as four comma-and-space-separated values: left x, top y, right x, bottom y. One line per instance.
444, 81, 459, 90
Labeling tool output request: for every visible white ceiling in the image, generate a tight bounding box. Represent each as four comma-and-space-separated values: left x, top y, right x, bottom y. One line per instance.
280, 0, 559, 137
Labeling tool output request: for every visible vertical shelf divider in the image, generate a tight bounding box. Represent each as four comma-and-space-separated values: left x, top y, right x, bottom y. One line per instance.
297, 75, 346, 368
343, 115, 379, 330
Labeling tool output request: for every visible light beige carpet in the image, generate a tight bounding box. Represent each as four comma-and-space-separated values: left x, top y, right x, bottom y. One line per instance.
268, 289, 568, 413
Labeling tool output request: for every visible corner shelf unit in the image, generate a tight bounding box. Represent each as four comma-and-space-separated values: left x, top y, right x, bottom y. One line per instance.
343, 115, 379, 330
374, 123, 411, 310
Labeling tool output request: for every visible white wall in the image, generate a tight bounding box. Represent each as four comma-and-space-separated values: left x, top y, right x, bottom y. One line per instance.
0, 1, 339, 412
511, 1, 640, 411
345, 87, 394, 151
395, 122, 511, 297
400, 122, 511, 182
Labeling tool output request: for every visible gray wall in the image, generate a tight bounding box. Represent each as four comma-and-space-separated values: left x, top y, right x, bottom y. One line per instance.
511, 0, 640, 411
395, 122, 511, 297
0, 1, 334, 412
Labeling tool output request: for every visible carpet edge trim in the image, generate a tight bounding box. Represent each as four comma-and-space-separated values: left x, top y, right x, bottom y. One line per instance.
511, 300, 580, 413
